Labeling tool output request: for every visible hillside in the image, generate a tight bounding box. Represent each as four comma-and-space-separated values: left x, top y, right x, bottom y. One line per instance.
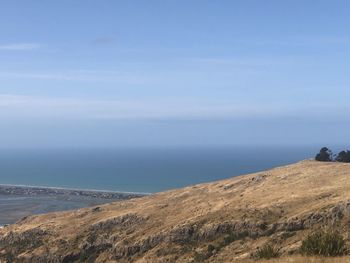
1, 160, 350, 262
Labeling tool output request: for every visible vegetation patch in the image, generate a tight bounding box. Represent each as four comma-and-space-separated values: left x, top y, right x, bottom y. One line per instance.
280, 231, 296, 240
300, 230, 347, 257
0, 228, 48, 254
315, 147, 350, 163
192, 244, 217, 262
222, 230, 249, 245
255, 244, 279, 260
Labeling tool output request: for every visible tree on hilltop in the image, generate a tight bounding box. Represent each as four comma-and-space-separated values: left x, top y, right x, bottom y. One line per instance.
315, 147, 333, 162
336, 150, 350, 163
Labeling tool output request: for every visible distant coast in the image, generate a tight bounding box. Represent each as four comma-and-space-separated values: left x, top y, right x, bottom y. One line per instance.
0, 184, 148, 226
0, 184, 149, 199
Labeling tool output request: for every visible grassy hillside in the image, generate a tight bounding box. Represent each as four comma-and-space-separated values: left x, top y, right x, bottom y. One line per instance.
1, 160, 350, 262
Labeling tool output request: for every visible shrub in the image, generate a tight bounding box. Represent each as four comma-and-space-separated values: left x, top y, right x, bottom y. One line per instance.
336, 150, 350, 163
193, 251, 211, 262
255, 244, 279, 259
315, 147, 350, 162
315, 147, 333, 162
207, 244, 216, 254
300, 231, 347, 256
192, 244, 217, 262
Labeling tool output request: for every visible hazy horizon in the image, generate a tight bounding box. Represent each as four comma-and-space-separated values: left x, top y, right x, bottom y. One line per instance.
1, 1, 350, 149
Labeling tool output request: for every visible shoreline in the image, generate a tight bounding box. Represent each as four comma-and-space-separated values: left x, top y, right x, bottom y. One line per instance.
0, 184, 150, 200
0, 184, 149, 226
0, 183, 151, 196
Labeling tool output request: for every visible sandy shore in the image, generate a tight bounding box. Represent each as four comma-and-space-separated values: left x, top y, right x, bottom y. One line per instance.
0, 184, 147, 225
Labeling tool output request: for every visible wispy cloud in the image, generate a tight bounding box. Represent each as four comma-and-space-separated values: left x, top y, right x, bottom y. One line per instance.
92, 37, 116, 45
0, 94, 346, 121
230, 35, 350, 47
184, 56, 299, 69
0, 43, 42, 51
0, 94, 255, 120
0, 70, 147, 84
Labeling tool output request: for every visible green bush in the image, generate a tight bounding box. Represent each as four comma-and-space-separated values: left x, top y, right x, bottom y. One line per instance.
255, 244, 279, 259
300, 231, 347, 256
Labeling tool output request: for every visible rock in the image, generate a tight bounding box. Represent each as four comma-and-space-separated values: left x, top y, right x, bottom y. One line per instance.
90, 213, 146, 231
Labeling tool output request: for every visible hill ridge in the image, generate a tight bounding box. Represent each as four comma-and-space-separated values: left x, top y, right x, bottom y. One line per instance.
1, 160, 350, 262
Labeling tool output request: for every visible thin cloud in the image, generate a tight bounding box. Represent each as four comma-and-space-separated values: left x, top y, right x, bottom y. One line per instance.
0, 43, 42, 51
92, 37, 116, 45
185, 57, 298, 68
0, 70, 147, 84
0, 94, 276, 120
229, 36, 350, 47
0, 94, 345, 121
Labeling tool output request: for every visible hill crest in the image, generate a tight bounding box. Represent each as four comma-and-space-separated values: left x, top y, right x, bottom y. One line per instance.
1, 160, 350, 262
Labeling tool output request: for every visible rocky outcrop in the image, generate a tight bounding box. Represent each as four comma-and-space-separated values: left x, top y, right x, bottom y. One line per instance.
90, 213, 147, 232
0, 228, 48, 253
2, 201, 350, 262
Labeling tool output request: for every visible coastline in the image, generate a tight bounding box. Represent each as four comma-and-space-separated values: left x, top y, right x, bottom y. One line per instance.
0, 184, 149, 226
0, 183, 151, 197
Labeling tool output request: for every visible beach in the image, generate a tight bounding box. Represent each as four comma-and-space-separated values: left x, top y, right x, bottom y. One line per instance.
0, 184, 146, 226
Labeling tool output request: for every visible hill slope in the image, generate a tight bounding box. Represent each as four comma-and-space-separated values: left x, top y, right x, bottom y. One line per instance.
1, 160, 350, 262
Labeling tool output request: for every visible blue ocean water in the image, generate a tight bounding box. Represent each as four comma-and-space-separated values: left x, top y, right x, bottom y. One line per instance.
0, 146, 317, 193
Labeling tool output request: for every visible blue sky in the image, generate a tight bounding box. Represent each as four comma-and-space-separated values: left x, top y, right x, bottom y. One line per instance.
1, 1, 350, 148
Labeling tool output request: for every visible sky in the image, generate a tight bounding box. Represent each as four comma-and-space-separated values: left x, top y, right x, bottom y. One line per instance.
1, 1, 350, 149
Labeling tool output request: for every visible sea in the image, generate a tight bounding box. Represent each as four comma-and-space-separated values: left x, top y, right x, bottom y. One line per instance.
0, 146, 319, 193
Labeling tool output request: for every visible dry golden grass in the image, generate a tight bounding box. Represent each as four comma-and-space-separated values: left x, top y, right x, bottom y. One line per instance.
2, 160, 350, 262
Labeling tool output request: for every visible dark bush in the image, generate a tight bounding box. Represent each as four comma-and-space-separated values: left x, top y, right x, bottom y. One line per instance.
300, 231, 346, 257
336, 150, 350, 163
315, 147, 350, 163
315, 147, 333, 162
207, 244, 216, 254
255, 244, 279, 259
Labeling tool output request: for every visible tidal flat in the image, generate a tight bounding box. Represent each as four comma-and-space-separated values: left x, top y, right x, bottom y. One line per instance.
0, 185, 145, 225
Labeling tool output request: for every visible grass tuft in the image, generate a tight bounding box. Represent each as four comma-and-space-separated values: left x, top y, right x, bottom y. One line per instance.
300, 230, 347, 257
255, 244, 279, 260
